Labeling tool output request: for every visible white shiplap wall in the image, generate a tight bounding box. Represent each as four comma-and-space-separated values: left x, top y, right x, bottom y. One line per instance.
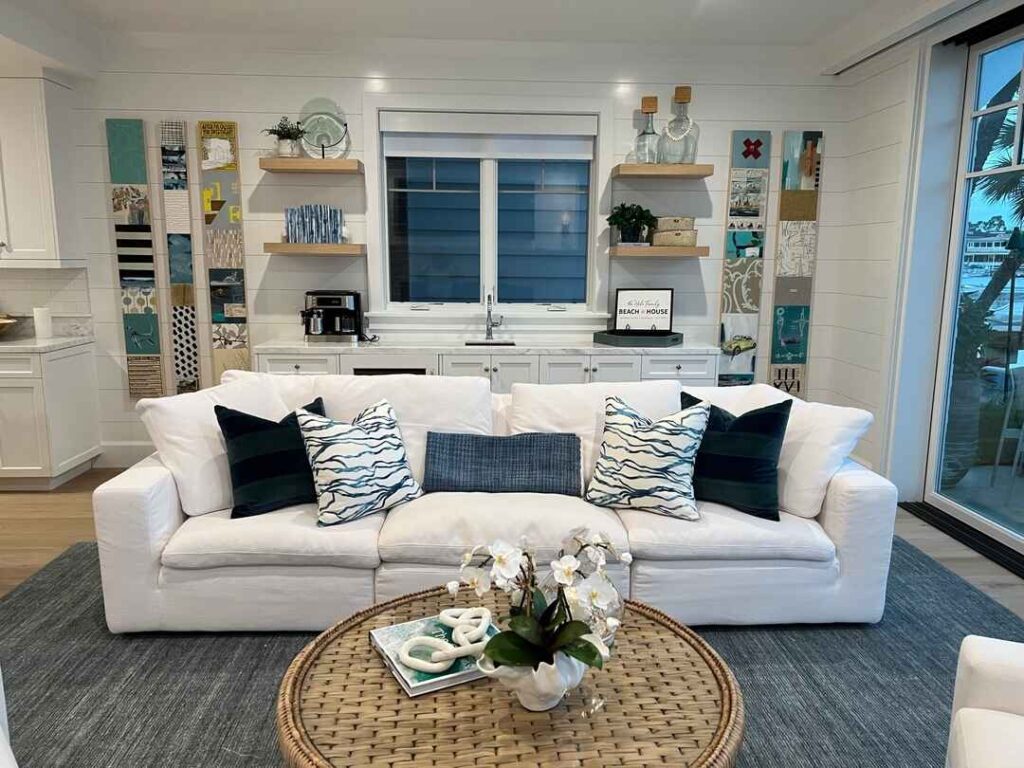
808, 49, 920, 469
70, 37, 867, 465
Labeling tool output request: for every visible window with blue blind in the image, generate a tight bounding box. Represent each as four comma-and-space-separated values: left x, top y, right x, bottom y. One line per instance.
386, 157, 481, 303
497, 160, 589, 303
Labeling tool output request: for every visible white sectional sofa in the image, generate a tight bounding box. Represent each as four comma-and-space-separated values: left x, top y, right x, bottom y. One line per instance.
93, 372, 897, 633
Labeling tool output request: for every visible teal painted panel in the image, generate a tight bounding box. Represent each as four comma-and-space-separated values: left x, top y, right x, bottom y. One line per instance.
106, 119, 148, 184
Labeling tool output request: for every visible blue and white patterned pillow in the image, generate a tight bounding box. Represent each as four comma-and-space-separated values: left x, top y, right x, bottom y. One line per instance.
585, 396, 710, 520
297, 400, 422, 526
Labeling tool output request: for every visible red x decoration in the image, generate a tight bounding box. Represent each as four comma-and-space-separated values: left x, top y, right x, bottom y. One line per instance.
742, 138, 763, 160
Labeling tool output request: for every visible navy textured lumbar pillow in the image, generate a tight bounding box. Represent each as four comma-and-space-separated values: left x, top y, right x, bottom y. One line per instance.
679, 391, 792, 521
215, 397, 325, 519
423, 432, 582, 496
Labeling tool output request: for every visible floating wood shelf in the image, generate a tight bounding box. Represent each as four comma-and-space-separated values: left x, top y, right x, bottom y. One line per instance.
264, 242, 367, 255
258, 157, 364, 174
611, 163, 715, 179
610, 245, 709, 258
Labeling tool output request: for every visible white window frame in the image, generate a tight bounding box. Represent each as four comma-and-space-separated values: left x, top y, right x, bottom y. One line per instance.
925, 23, 1024, 554
363, 93, 615, 333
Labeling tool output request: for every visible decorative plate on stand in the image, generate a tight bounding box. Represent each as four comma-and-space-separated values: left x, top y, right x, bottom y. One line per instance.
301, 112, 349, 159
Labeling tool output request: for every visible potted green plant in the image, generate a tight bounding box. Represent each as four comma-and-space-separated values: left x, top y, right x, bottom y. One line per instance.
450, 529, 630, 711
608, 203, 657, 244
263, 117, 306, 158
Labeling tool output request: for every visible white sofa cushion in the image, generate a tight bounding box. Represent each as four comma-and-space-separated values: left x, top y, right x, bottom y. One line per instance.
222, 372, 493, 484
377, 491, 629, 565
137, 376, 290, 516
948, 708, 1024, 768
682, 383, 872, 519
161, 503, 383, 569
508, 380, 682, 484
618, 501, 835, 562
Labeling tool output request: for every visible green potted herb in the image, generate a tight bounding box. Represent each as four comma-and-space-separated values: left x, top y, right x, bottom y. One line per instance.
263, 117, 306, 158
608, 203, 657, 244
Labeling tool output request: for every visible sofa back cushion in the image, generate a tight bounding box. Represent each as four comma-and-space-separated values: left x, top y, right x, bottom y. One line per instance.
137, 376, 290, 516
222, 371, 493, 484
508, 380, 682, 484
681, 383, 872, 519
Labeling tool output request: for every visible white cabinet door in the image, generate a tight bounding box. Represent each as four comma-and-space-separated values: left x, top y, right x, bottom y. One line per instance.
590, 355, 642, 383
641, 354, 717, 382
40, 346, 100, 475
0, 379, 49, 476
259, 354, 339, 375
442, 355, 490, 378
491, 355, 539, 394
0, 79, 56, 263
540, 355, 589, 385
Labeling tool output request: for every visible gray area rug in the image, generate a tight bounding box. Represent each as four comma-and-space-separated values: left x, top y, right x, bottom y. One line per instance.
1, 539, 1022, 767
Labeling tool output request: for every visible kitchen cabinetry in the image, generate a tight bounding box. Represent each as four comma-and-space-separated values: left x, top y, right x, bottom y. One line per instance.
0, 342, 100, 488
441, 354, 538, 394
0, 78, 82, 269
539, 355, 641, 384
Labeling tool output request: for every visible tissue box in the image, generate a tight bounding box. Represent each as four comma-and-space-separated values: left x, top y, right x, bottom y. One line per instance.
656, 216, 695, 232
653, 229, 697, 247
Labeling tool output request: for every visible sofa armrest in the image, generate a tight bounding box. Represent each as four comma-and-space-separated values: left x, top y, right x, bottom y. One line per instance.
951, 635, 1024, 719
93, 455, 184, 632
817, 459, 897, 623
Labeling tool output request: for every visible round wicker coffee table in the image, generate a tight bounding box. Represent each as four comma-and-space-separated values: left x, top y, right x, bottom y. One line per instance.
277, 587, 744, 767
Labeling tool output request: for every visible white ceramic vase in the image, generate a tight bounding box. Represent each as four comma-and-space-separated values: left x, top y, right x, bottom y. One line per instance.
477, 653, 587, 711
277, 139, 302, 158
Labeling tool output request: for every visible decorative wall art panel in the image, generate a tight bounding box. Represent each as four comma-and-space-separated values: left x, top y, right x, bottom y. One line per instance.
721, 258, 763, 315
198, 120, 250, 381
160, 120, 201, 393
770, 364, 805, 398
771, 305, 811, 365
769, 130, 824, 398
106, 118, 164, 398
716, 130, 772, 386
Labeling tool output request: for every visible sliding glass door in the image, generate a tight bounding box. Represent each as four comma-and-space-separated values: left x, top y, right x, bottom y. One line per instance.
929, 27, 1024, 550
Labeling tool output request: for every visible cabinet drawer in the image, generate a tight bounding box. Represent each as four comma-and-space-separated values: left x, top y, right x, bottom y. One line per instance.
260, 355, 338, 375
641, 355, 715, 380
0, 354, 41, 378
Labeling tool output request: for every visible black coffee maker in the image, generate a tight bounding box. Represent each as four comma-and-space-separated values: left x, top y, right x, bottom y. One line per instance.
301, 290, 363, 343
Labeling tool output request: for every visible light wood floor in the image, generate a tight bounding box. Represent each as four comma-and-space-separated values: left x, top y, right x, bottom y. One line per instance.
2, 471, 1024, 619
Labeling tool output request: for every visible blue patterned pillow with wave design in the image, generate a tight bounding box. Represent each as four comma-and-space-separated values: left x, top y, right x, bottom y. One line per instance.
298, 400, 422, 526
585, 396, 710, 520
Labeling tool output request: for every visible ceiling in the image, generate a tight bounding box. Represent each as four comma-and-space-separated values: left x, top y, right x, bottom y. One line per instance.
64, 0, 879, 46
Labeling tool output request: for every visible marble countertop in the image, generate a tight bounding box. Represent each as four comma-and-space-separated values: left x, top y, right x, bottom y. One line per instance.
0, 336, 95, 354
254, 340, 720, 356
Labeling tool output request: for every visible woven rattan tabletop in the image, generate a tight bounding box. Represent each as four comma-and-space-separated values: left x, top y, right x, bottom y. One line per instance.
277, 587, 744, 767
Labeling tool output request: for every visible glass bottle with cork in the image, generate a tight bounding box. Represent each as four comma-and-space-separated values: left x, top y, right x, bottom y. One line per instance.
634, 96, 660, 164
658, 86, 699, 164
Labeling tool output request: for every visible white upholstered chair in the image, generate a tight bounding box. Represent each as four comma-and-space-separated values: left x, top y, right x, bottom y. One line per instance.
0, 665, 17, 768
947, 635, 1024, 768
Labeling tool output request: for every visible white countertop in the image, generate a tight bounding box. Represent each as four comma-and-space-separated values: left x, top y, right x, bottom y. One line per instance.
0, 336, 95, 354
254, 340, 720, 356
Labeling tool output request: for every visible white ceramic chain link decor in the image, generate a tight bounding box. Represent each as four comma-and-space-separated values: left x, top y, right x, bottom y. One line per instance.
397, 607, 493, 674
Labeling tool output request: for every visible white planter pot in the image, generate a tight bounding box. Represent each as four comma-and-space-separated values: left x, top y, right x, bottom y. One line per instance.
477, 652, 587, 711
277, 139, 302, 158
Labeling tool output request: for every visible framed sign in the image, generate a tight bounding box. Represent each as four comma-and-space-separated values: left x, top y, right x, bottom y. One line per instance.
614, 289, 674, 332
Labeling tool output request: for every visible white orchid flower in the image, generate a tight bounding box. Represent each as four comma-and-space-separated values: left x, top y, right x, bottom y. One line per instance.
550, 554, 581, 585
560, 526, 588, 555
460, 566, 491, 597
579, 573, 617, 611
620, 552, 633, 565
489, 540, 524, 582
445, 580, 460, 596
584, 545, 607, 568
564, 585, 591, 619
605, 616, 621, 633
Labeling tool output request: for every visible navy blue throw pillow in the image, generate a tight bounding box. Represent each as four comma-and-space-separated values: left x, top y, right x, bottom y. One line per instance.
215, 398, 325, 519
423, 432, 582, 496
679, 391, 792, 521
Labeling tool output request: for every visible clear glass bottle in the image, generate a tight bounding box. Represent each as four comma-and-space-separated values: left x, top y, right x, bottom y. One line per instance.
634, 96, 659, 164
658, 86, 699, 164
